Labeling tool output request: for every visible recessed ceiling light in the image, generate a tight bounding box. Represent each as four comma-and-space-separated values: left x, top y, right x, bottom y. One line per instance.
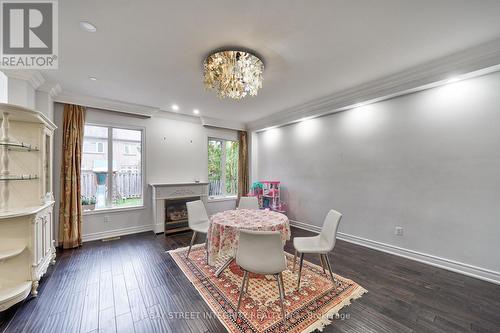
80, 21, 97, 33
89, 76, 97, 81
193, 109, 200, 115
171, 104, 179, 111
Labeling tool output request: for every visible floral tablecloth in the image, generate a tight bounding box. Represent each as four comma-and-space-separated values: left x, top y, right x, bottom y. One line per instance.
207, 209, 291, 266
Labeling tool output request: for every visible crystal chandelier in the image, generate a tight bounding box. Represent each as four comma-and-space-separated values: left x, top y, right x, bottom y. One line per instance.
203, 50, 264, 99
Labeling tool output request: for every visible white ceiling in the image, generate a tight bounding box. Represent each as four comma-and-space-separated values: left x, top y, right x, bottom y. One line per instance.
43, 0, 500, 123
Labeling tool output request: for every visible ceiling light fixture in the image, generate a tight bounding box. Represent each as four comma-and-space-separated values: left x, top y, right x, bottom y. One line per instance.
171, 104, 179, 111
203, 50, 264, 99
193, 109, 200, 115
88, 76, 97, 81
80, 21, 97, 33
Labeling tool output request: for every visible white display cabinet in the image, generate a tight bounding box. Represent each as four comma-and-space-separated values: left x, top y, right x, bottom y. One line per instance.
0, 103, 56, 311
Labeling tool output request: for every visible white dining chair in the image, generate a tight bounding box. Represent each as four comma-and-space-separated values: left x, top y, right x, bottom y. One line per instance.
235, 230, 287, 320
186, 200, 210, 261
238, 196, 259, 210
292, 209, 342, 290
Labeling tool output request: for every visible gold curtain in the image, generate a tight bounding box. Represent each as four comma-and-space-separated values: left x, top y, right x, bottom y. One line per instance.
237, 130, 249, 198
58, 104, 86, 249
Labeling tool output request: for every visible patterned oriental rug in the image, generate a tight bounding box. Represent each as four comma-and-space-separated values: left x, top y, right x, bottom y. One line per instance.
169, 244, 367, 333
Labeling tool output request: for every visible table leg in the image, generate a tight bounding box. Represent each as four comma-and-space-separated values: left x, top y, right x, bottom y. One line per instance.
205, 233, 209, 265
215, 257, 235, 278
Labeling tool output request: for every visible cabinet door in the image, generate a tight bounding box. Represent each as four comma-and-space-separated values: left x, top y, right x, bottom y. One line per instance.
33, 217, 43, 266
41, 128, 54, 198
44, 212, 52, 256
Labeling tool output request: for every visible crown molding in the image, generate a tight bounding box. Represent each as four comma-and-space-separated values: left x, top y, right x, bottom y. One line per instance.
155, 109, 204, 124
37, 82, 62, 98
201, 115, 246, 131
55, 91, 243, 129
247, 37, 500, 131
1, 70, 45, 90
55, 91, 160, 117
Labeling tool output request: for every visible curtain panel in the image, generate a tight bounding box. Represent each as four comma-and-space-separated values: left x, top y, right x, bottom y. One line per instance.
237, 130, 249, 198
58, 104, 86, 249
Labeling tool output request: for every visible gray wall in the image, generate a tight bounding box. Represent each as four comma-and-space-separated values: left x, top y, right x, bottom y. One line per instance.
257, 71, 500, 273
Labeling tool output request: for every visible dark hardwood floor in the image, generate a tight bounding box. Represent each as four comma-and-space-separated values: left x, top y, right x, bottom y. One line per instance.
1, 227, 499, 333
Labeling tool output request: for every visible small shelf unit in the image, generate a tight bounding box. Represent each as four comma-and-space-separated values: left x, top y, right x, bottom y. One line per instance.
0, 247, 26, 262
0, 175, 39, 181
0, 282, 32, 312
0, 141, 39, 152
0, 104, 56, 311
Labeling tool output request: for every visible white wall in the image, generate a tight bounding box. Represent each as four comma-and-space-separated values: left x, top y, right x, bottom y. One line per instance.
35, 90, 54, 120
0, 72, 7, 103
249, 131, 259, 184
7, 78, 35, 109
256, 71, 500, 279
0, 71, 54, 121
53, 104, 236, 241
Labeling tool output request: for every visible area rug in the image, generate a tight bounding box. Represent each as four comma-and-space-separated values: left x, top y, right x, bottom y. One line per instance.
168, 244, 367, 333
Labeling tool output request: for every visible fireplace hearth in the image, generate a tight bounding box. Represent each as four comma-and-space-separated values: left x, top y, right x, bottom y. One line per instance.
164, 196, 199, 234
149, 182, 209, 234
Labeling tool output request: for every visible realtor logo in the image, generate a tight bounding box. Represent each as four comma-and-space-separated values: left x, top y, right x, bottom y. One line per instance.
0, 0, 58, 69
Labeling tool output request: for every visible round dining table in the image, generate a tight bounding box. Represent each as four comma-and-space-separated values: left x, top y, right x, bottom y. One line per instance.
207, 209, 291, 276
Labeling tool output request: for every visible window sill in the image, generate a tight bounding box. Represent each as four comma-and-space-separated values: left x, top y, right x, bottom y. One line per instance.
83, 205, 145, 216
208, 196, 238, 203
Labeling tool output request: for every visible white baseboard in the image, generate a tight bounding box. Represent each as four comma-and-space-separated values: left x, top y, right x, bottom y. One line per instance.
290, 219, 322, 233
82, 224, 154, 242
153, 222, 164, 234
289, 220, 500, 285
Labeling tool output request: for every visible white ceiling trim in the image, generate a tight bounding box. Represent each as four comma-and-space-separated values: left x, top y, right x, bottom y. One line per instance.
54, 91, 246, 130
38, 82, 62, 98
247, 37, 500, 131
201, 116, 246, 131
55, 91, 160, 118
2, 70, 45, 90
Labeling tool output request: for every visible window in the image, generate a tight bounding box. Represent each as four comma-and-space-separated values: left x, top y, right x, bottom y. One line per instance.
81, 125, 143, 211
208, 138, 239, 198
83, 141, 104, 153
124, 144, 138, 155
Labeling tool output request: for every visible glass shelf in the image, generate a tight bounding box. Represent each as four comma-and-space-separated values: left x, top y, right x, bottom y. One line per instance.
0, 142, 39, 152
0, 175, 39, 181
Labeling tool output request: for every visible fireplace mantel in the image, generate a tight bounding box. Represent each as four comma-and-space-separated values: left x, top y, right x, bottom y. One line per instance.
150, 182, 208, 234
149, 182, 209, 187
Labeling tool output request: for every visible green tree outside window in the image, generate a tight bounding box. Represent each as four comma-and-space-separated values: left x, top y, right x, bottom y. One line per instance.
208, 138, 238, 197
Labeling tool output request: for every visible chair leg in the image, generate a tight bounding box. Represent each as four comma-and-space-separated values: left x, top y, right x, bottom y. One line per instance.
276, 273, 286, 321
297, 253, 304, 290
292, 250, 297, 272
245, 274, 250, 293
236, 270, 249, 317
319, 254, 326, 274
279, 273, 286, 300
186, 231, 197, 259
215, 257, 235, 278
324, 254, 335, 284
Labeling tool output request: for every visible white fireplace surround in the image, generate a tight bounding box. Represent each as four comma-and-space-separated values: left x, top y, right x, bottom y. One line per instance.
150, 182, 208, 234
